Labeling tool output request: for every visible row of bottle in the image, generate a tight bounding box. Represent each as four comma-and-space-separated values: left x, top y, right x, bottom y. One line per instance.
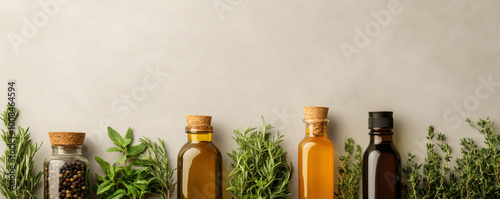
43, 106, 401, 199
300, 107, 401, 199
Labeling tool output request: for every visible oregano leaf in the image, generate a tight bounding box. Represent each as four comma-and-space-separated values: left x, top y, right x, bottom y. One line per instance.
108, 127, 124, 147
107, 147, 123, 153
128, 143, 147, 156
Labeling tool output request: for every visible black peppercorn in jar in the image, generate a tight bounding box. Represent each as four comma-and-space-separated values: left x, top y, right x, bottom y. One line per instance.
44, 132, 89, 199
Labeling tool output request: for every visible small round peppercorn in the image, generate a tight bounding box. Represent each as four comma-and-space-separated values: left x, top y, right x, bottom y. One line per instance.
45, 160, 88, 199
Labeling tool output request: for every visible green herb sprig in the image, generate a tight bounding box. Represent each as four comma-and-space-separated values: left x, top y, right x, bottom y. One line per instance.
0, 105, 42, 199
335, 137, 362, 199
227, 117, 293, 199
404, 118, 500, 198
134, 137, 176, 199
94, 127, 156, 199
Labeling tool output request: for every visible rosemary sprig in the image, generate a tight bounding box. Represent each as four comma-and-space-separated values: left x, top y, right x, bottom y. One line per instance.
335, 137, 362, 199
227, 117, 293, 199
0, 105, 43, 199
135, 137, 176, 199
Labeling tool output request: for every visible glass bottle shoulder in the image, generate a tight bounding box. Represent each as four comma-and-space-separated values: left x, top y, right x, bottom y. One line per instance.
299, 136, 334, 150
363, 142, 400, 158
178, 141, 221, 157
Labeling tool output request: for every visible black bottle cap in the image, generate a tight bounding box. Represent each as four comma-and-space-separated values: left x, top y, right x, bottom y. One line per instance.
368, 111, 393, 129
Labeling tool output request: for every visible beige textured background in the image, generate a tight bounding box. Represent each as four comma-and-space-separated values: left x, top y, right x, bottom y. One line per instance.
1, 0, 500, 198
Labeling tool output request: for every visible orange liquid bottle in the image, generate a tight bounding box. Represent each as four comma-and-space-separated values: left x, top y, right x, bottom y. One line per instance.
177, 115, 222, 199
299, 106, 334, 199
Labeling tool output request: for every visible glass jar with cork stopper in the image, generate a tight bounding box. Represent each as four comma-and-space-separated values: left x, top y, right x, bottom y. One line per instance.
299, 106, 335, 199
44, 132, 89, 199
177, 115, 222, 199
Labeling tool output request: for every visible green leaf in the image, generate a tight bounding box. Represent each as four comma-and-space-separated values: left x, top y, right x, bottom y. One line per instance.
117, 155, 127, 164
109, 189, 126, 199
128, 143, 147, 156
131, 159, 147, 167
108, 126, 124, 147
125, 127, 133, 141
95, 173, 104, 182
107, 147, 123, 153
134, 179, 150, 191
95, 156, 110, 172
97, 180, 114, 195
124, 183, 138, 196
109, 166, 116, 179
123, 138, 132, 147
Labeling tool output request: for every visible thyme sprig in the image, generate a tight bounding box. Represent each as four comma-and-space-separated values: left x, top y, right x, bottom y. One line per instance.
227, 117, 292, 199
404, 118, 500, 198
335, 137, 362, 199
0, 105, 43, 199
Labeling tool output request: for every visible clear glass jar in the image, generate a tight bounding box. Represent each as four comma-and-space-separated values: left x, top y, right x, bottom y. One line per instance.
44, 133, 89, 199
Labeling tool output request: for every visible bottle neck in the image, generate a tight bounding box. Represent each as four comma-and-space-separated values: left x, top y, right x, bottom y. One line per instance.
51, 145, 83, 155
187, 132, 212, 142
305, 121, 328, 137
369, 129, 394, 144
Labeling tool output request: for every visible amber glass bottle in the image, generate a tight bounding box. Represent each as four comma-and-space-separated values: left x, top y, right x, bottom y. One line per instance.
362, 111, 402, 199
299, 106, 334, 199
177, 115, 222, 199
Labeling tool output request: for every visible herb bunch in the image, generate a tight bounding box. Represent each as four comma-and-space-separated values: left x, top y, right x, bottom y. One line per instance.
404, 118, 500, 198
94, 127, 156, 199
134, 137, 176, 199
227, 118, 292, 199
335, 137, 362, 199
0, 105, 42, 199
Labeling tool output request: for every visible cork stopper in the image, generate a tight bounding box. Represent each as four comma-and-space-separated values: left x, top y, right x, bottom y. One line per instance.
185, 115, 213, 132
48, 132, 86, 146
304, 106, 329, 120
304, 106, 329, 136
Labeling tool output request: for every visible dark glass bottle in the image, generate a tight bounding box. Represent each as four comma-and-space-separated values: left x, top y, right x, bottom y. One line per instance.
362, 112, 401, 199
177, 115, 222, 199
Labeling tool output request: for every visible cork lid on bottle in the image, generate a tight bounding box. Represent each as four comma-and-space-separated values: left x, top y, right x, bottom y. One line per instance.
304, 106, 329, 136
48, 132, 86, 146
304, 106, 329, 121
185, 115, 213, 133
